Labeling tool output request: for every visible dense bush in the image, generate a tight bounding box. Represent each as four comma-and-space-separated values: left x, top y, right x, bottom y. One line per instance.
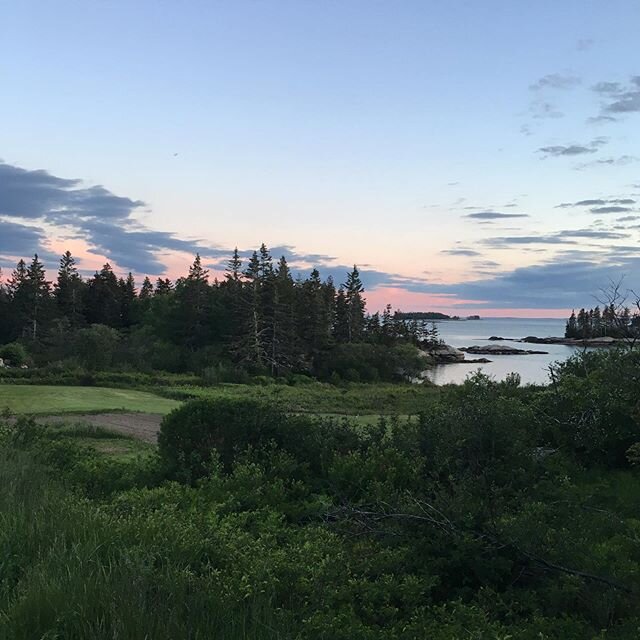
540, 349, 640, 466
158, 398, 290, 479
314, 343, 424, 382
0, 342, 28, 367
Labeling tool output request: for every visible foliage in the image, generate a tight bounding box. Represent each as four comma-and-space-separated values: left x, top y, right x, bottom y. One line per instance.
0, 247, 423, 381
542, 349, 640, 466
0, 342, 28, 366
2, 350, 640, 637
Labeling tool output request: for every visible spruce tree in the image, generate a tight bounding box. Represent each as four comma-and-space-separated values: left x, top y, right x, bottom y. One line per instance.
333, 287, 350, 342
225, 247, 242, 283
174, 254, 210, 348
155, 278, 173, 295
343, 266, 366, 342
236, 251, 266, 368
139, 277, 154, 300
55, 251, 84, 328
270, 256, 296, 373
565, 310, 578, 338
84, 264, 121, 327
119, 273, 137, 327
25, 254, 51, 340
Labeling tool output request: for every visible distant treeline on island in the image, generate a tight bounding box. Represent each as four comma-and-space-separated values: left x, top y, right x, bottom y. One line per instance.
395, 312, 481, 321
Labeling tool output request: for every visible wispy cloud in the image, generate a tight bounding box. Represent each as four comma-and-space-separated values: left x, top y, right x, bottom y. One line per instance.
538, 137, 607, 158
589, 206, 634, 214
556, 198, 636, 208
530, 73, 581, 91
440, 248, 481, 256
464, 211, 529, 220
575, 155, 638, 169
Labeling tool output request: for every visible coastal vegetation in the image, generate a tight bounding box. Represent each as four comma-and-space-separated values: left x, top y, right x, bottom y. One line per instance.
565, 304, 640, 340
1, 348, 640, 637
2, 249, 640, 638
0, 248, 425, 383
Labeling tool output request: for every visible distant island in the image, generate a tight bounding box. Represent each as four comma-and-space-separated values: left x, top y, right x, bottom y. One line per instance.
396, 312, 481, 321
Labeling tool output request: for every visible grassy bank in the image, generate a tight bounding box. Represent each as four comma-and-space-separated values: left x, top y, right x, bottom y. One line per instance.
0, 382, 438, 424
0, 385, 180, 415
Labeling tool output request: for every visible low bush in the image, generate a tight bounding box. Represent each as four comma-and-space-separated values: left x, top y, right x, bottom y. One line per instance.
158, 398, 289, 480
0, 342, 28, 367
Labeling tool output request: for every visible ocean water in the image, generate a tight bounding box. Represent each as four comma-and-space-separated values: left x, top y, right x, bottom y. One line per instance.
422, 317, 577, 386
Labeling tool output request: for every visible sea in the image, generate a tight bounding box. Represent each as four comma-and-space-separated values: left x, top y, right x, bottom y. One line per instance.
422, 317, 577, 386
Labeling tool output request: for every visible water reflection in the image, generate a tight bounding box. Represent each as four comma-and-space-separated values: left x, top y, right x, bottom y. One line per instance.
421, 318, 580, 386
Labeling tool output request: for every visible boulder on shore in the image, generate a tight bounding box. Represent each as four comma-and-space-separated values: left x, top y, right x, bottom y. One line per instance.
423, 344, 466, 363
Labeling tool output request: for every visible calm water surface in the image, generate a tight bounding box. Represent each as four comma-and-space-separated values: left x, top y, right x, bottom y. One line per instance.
423, 318, 577, 386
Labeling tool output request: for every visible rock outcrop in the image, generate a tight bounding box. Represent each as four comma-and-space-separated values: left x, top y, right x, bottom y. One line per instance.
460, 344, 548, 356
423, 344, 466, 363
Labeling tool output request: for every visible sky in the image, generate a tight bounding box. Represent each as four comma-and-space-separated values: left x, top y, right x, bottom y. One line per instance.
1, 0, 639, 317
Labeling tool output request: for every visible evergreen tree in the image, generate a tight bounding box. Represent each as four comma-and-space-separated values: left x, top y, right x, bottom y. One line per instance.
565, 310, 578, 339
270, 256, 296, 373
173, 254, 210, 348
592, 306, 602, 337
55, 251, 84, 328
119, 273, 137, 328
225, 247, 243, 283
139, 277, 154, 300
236, 251, 267, 368
155, 278, 173, 295
343, 266, 366, 342
576, 308, 588, 339
24, 254, 51, 340
85, 264, 121, 327
333, 287, 350, 342
7, 259, 30, 338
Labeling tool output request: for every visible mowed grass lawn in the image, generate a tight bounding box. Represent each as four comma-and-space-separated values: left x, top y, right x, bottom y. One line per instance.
0, 385, 180, 416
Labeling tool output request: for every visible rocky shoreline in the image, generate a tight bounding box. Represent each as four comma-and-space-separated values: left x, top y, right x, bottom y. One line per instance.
489, 335, 619, 347
420, 333, 618, 366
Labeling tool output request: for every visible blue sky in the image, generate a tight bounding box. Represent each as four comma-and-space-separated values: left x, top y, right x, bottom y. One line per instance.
1, 1, 639, 314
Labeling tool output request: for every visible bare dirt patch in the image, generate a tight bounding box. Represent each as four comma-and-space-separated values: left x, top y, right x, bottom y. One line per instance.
36, 413, 163, 444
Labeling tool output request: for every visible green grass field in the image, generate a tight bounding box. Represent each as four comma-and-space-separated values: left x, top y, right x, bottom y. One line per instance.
0, 386, 180, 415
0, 382, 436, 439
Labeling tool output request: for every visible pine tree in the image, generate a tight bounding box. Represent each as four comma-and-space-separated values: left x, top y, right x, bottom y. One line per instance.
119, 273, 137, 327
139, 277, 154, 300
55, 251, 84, 328
24, 254, 51, 340
270, 256, 296, 373
174, 254, 210, 348
155, 278, 173, 295
565, 310, 578, 338
85, 264, 121, 327
236, 251, 267, 368
576, 308, 588, 339
343, 266, 366, 342
7, 259, 29, 339
333, 287, 350, 342
592, 306, 602, 337
225, 247, 243, 283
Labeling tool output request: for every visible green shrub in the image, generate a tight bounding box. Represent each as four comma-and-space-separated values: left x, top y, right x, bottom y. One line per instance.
0, 342, 28, 367
158, 398, 288, 480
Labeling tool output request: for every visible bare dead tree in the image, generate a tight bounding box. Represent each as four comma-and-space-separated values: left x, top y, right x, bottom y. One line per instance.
595, 277, 640, 350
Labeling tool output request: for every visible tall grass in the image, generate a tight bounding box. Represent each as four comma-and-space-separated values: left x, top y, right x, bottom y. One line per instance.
0, 449, 286, 639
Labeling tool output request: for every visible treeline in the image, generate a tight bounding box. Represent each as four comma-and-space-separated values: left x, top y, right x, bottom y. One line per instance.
0, 247, 423, 381
565, 305, 640, 339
